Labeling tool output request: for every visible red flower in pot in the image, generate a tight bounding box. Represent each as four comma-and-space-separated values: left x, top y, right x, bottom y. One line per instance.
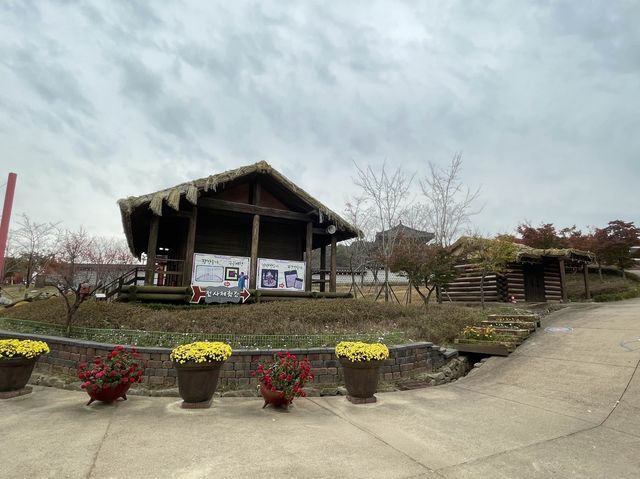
252, 352, 313, 409
78, 345, 144, 405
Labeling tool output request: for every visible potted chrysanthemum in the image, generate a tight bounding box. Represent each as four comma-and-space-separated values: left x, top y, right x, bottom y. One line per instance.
252, 351, 313, 409
0, 339, 50, 395
78, 345, 144, 405
170, 341, 232, 407
335, 341, 389, 402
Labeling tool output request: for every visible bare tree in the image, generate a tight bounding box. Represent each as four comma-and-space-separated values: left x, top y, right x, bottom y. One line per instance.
353, 162, 414, 302
52, 227, 100, 337
420, 153, 481, 247
7, 214, 59, 289
343, 197, 377, 297
87, 236, 137, 285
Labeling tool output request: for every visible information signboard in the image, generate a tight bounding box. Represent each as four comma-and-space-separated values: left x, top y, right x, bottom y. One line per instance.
257, 258, 306, 291
190, 253, 250, 303
192, 253, 250, 288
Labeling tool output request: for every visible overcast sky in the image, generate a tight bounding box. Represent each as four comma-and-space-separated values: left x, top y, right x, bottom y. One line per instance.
1, 1, 638, 241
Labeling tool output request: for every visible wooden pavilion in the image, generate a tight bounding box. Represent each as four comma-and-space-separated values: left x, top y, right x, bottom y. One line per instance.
117, 161, 360, 300
442, 240, 595, 303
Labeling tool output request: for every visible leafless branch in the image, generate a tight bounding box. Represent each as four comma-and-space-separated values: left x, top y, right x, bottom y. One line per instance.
419, 152, 482, 247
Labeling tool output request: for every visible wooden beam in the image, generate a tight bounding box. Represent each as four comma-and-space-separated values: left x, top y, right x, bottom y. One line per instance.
330, 235, 337, 293
583, 264, 591, 300
305, 222, 313, 292
319, 245, 326, 293
250, 214, 260, 290
145, 215, 159, 285
558, 259, 568, 302
181, 206, 198, 287
199, 197, 313, 222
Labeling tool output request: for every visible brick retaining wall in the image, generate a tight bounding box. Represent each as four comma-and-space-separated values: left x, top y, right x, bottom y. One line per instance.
0, 331, 457, 389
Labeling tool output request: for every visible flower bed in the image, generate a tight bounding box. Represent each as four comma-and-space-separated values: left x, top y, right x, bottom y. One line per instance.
0, 331, 453, 391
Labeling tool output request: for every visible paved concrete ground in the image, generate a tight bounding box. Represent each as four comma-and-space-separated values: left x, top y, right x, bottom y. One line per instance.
2, 300, 640, 478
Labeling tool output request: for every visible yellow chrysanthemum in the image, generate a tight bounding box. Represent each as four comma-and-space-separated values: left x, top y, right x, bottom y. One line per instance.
462, 326, 496, 340
170, 341, 232, 364
335, 341, 389, 362
0, 339, 50, 360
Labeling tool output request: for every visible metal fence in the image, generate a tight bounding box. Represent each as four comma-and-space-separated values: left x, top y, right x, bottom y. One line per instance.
0, 317, 406, 350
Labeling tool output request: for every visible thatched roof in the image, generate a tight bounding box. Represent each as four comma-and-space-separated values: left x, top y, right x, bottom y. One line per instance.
513, 244, 595, 263
450, 237, 595, 264
117, 161, 360, 255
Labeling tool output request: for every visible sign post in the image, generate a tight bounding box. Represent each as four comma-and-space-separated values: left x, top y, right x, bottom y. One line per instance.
0, 173, 17, 281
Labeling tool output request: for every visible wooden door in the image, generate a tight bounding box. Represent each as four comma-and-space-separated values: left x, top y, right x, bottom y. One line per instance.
524, 263, 546, 302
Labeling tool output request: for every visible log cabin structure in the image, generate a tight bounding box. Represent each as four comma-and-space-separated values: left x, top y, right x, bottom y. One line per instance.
442, 239, 594, 303
117, 161, 360, 301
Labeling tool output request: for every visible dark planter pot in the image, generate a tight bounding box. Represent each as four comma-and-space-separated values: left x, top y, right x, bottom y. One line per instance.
260, 385, 291, 409
339, 358, 384, 399
0, 356, 38, 392
85, 382, 132, 406
174, 360, 224, 403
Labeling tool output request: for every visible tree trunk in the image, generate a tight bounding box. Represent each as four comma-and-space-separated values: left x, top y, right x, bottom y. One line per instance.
598, 263, 603, 282
621, 268, 626, 280
413, 283, 428, 311
425, 286, 436, 310
384, 266, 389, 302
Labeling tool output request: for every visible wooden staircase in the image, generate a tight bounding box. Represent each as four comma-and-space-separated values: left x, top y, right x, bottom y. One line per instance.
96, 267, 145, 301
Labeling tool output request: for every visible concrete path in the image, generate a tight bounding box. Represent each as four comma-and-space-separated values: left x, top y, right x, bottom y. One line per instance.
2, 300, 640, 478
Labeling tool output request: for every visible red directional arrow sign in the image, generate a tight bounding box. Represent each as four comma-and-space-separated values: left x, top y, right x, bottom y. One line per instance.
190, 286, 207, 303
239, 288, 251, 303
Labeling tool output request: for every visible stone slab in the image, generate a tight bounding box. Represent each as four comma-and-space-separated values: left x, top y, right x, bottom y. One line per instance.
180, 398, 213, 409
0, 386, 32, 399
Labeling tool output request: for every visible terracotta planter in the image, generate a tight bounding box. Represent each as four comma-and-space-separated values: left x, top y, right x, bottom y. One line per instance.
0, 356, 38, 392
339, 358, 384, 399
260, 385, 291, 409
85, 382, 132, 406
174, 360, 224, 404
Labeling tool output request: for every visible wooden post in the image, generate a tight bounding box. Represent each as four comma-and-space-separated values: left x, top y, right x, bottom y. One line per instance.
250, 214, 260, 289
305, 222, 313, 292
330, 235, 337, 293
583, 264, 591, 300
182, 206, 198, 287
252, 180, 261, 206
558, 259, 568, 302
145, 215, 159, 285
319, 245, 327, 293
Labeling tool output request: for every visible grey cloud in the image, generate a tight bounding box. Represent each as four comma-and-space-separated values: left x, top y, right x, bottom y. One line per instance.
0, 0, 638, 238
2, 43, 94, 119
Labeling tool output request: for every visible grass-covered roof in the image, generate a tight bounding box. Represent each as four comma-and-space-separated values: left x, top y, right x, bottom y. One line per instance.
117, 161, 360, 255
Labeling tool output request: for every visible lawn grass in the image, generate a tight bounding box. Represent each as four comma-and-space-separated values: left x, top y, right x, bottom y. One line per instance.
1, 297, 495, 346
565, 272, 640, 302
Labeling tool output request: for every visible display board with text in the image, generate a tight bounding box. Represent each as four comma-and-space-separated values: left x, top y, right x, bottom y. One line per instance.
257, 258, 306, 291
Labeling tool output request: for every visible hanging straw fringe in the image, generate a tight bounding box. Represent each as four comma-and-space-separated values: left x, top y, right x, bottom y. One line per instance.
186, 184, 198, 204
166, 189, 181, 211
149, 194, 164, 216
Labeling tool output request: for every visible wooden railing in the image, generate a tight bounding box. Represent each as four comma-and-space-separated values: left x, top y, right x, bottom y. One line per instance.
97, 267, 145, 300
152, 259, 185, 287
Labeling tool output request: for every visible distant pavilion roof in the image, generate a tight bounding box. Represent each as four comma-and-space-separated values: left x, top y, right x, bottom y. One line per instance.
375, 224, 435, 243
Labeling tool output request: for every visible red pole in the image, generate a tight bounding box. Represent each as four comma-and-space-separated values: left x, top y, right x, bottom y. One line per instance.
0, 172, 17, 282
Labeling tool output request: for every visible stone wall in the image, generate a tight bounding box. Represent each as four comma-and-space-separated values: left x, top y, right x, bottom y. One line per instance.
0, 331, 457, 390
